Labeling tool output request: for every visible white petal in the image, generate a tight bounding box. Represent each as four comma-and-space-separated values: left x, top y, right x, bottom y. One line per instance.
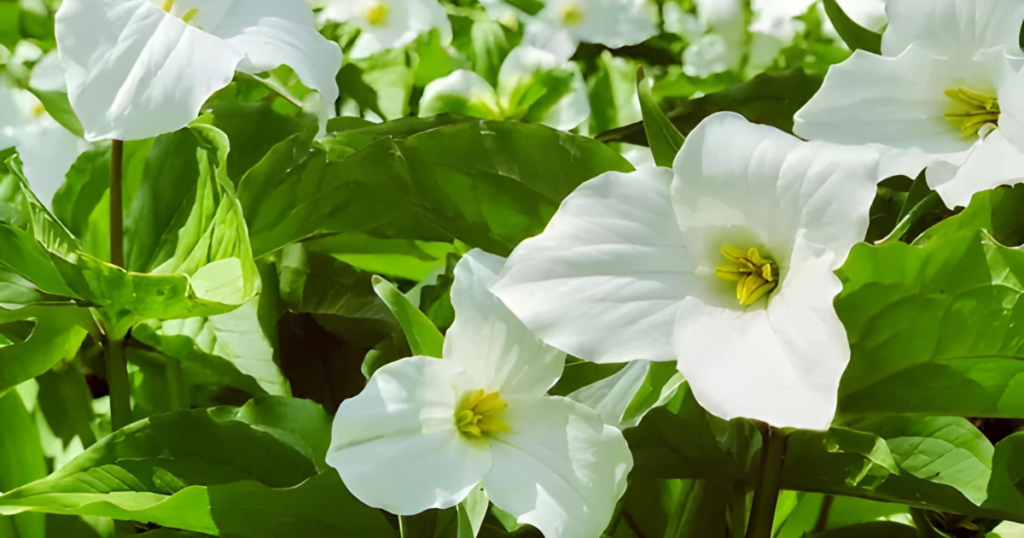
419, 70, 501, 119
882, 0, 1024, 58
483, 396, 632, 538
325, 0, 451, 59
567, 361, 650, 428
540, 0, 657, 51
18, 121, 89, 207
522, 21, 580, 63
55, 0, 243, 141
204, 0, 342, 117
326, 357, 491, 515
674, 241, 848, 430
930, 130, 1024, 208
492, 166, 697, 364
444, 250, 566, 397
673, 112, 879, 292
794, 46, 1009, 157
30, 52, 68, 92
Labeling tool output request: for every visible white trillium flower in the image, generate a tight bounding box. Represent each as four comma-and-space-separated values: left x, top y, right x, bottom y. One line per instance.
1, 57, 89, 207
327, 250, 632, 538
55, 0, 343, 141
419, 46, 591, 131
322, 0, 452, 59
492, 113, 882, 430
794, 0, 1024, 208
523, 0, 658, 62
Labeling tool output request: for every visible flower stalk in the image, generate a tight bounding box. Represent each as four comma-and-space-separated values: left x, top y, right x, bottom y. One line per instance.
106, 139, 131, 431
745, 425, 789, 538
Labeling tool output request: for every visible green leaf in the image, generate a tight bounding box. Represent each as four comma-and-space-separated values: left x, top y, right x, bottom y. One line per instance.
808, 522, 916, 538
846, 417, 994, 506
837, 186, 1024, 417
204, 100, 317, 183
598, 70, 823, 145
373, 275, 444, 358
619, 478, 733, 538
0, 390, 47, 538
0, 307, 90, 397
305, 233, 456, 282
821, 0, 883, 54
36, 366, 98, 448
0, 404, 324, 534
638, 73, 685, 167
337, 63, 385, 119
27, 89, 84, 139
332, 121, 633, 256
824, 426, 900, 488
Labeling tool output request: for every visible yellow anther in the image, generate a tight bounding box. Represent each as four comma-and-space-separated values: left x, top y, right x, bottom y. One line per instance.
31, 102, 46, 119
945, 87, 1000, 138
715, 246, 779, 306
455, 389, 509, 438
181, 8, 199, 23
365, 2, 390, 26
161, 0, 175, 12
559, 2, 585, 26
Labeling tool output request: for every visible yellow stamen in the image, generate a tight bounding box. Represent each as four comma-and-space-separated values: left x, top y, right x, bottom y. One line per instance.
31, 102, 46, 119
181, 8, 199, 23
715, 246, 779, 306
455, 389, 509, 438
161, 0, 175, 12
559, 2, 585, 26
945, 87, 1000, 138
365, 2, 390, 26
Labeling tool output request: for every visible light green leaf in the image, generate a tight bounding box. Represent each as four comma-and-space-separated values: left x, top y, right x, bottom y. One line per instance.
824, 427, 899, 488
372, 275, 444, 358
808, 522, 916, 538
0, 389, 47, 538
0, 307, 90, 396
27, 89, 84, 139
638, 73, 684, 167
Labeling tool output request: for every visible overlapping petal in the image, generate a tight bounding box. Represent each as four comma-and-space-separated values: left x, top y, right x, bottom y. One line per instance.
327, 357, 491, 515
444, 250, 566, 397
483, 396, 632, 538
674, 241, 849, 430
882, 0, 1024, 57
324, 0, 451, 59
492, 166, 697, 364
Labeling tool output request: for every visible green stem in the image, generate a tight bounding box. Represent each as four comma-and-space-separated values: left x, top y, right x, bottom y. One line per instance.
167, 359, 189, 411
105, 338, 131, 431
110, 140, 124, 268
745, 425, 789, 538
814, 495, 835, 532
106, 140, 131, 431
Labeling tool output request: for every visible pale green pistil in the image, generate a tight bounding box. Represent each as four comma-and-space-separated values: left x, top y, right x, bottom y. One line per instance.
945, 87, 1000, 138
455, 389, 509, 438
715, 246, 779, 306
559, 2, 585, 26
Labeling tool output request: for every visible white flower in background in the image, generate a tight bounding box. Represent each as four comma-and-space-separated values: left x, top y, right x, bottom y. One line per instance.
419, 46, 591, 131
0, 53, 89, 207
795, 0, 1024, 208
327, 250, 632, 538
55, 0, 342, 141
523, 0, 658, 62
492, 113, 882, 430
322, 0, 452, 59
666, 0, 744, 78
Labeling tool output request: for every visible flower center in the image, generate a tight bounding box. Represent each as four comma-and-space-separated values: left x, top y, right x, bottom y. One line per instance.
161, 0, 199, 24
945, 87, 999, 138
715, 246, 779, 306
364, 2, 390, 26
454, 389, 508, 438
559, 2, 585, 26
31, 102, 46, 119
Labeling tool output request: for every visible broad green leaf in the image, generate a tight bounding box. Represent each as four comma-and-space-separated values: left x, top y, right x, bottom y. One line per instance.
336, 63, 385, 119
322, 114, 466, 160
27, 89, 84, 138
598, 70, 823, 145
306, 233, 456, 281
373, 275, 444, 358
837, 186, 1024, 417
824, 427, 899, 488
354, 48, 416, 120
821, 0, 883, 54
0, 389, 47, 538
36, 365, 97, 448
808, 522, 916, 538
846, 416, 994, 505
208, 397, 332, 472
0, 307, 90, 396
638, 74, 685, 167
204, 100, 317, 183
587, 52, 642, 134
619, 478, 733, 538
332, 121, 634, 256
132, 296, 288, 398
0, 404, 321, 533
